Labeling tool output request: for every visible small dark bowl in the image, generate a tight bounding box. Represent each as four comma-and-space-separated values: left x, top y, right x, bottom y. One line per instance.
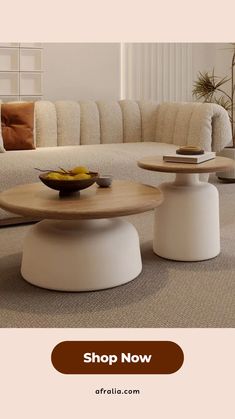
39, 171, 99, 196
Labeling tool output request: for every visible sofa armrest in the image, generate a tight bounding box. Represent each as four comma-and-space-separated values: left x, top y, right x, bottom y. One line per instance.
155, 102, 232, 152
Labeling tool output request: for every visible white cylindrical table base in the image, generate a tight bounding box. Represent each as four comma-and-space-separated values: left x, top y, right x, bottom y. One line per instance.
21, 218, 142, 291
153, 173, 220, 261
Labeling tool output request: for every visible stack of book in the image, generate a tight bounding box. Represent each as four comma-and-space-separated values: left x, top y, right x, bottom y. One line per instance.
163, 151, 216, 164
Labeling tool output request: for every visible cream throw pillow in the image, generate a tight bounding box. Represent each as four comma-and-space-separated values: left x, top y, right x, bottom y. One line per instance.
0, 102, 6, 153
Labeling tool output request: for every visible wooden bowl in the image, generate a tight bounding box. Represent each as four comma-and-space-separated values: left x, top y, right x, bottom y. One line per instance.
39, 172, 99, 196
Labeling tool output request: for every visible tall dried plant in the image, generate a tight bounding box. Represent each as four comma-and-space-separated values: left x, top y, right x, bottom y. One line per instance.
192, 44, 235, 147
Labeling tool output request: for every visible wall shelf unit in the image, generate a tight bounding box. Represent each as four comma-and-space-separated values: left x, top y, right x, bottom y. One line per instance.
20, 43, 42, 49
0, 73, 19, 96
20, 72, 43, 96
0, 43, 43, 102
0, 48, 19, 72
0, 43, 19, 48
20, 48, 43, 72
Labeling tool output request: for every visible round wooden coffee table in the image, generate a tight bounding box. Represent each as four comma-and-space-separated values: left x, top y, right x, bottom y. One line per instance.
138, 156, 235, 261
0, 180, 163, 291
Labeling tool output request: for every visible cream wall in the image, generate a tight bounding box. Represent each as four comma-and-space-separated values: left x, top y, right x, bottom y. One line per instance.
192, 43, 216, 79
192, 43, 232, 98
192, 43, 232, 81
43, 43, 121, 101
42, 43, 231, 103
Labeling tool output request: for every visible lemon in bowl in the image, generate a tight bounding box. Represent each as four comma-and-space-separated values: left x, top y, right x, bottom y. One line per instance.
39, 166, 98, 196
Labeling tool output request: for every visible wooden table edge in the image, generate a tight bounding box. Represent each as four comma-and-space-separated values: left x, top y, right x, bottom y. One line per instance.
138, 156, 235, 174
0, 180, 164, 220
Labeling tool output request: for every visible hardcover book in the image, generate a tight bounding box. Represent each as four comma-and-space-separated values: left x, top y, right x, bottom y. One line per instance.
163, 151, 216, 164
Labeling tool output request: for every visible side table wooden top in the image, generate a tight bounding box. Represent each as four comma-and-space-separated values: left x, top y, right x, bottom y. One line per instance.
0, 180, 163, 220
138, 155, 235, 174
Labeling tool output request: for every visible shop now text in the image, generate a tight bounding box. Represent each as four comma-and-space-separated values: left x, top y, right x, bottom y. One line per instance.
83, 352, 152, 365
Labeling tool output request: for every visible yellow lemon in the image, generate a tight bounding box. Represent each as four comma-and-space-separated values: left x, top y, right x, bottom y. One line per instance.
47, 173, 73, 181
60, 174, 74, 181
70, 166, 89, 175
46, 172, 61, 180
73, 173, 91, 180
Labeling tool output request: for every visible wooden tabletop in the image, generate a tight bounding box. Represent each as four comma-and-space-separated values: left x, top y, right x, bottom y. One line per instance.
138, 156, 235, 174
0, 180, 163, 220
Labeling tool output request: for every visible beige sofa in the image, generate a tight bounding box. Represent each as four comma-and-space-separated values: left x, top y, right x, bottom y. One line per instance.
0, 100, 231, 225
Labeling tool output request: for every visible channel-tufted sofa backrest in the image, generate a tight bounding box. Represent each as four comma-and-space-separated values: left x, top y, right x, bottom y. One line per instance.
34, 100, 231, 152
34, 100, 159, 147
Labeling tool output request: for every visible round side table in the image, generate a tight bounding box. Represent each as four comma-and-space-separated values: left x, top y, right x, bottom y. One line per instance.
138, 156, 235, 261
0, 180, 163, 291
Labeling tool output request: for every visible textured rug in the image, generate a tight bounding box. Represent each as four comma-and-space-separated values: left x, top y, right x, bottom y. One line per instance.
0, 176, 235, 328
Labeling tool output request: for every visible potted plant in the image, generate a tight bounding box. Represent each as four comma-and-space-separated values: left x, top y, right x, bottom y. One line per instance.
192, 43, 235, 181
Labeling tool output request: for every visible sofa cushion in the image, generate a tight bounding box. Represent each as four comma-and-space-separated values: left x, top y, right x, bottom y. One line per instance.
35, 101, 57, 147
0, 132, 5, 153
1, 102, 35, 151
119, 100, 141, 143
137, 101, 159, 142
80, 101, 101, 145
55, 101, 80, 146
96, 101, 123, 144
0, 102, 5, 153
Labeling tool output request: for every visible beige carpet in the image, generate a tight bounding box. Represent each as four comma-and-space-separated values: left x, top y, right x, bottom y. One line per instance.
0, 176, 235, 328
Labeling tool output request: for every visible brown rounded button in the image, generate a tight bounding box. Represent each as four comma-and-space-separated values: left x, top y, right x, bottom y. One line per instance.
51, 341, 184, 374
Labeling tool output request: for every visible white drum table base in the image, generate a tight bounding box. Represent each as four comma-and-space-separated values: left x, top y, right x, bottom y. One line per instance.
21, 218, 142, 291
153, 173, 220, 261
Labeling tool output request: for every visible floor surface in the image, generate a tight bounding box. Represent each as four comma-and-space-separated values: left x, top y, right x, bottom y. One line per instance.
0, 176, 235, 327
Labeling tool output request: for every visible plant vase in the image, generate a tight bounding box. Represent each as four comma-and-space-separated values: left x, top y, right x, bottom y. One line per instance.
217, 147, 235, 182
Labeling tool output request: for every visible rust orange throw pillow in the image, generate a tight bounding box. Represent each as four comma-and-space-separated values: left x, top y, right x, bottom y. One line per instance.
1, 102, 35, 150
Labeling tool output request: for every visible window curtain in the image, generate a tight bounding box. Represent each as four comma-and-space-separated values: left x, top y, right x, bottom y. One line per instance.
121, 43, 193, 102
